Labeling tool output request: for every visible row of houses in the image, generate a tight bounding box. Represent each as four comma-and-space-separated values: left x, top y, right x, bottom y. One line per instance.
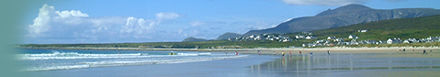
388, 36, 440, 44
229, 33, 292, 42
303, 36, 440, 47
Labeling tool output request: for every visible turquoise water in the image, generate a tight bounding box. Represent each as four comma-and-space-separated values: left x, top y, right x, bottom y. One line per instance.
19, 49, 247, 71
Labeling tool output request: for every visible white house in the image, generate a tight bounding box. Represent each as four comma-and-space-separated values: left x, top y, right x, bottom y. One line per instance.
358, 30, 368, 33
348, 35, 358, 39
335, 38, 344, 42
387, 38, 401, 44
281, 39, 289, 42
327, 36, 336, 40
403, 40, 411, 43
295, 35, 305, 39
305, 36, 317, 39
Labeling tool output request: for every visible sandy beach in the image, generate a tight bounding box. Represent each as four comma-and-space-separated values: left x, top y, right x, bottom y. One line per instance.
22, 48, 440, 77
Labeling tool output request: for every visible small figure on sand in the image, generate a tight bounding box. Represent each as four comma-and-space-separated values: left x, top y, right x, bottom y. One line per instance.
235, 51, 239, 55
327, 50, 330, 55
281, 51, 285, 56
257, 50, 262, 55
423, 50, 427, 54
299, 51, 302, 54
309, 52, 313, 56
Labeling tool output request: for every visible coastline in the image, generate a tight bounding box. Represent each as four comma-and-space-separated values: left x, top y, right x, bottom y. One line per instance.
21, 47, 440, 54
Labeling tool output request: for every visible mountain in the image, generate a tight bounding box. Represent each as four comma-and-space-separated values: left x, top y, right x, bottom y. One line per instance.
182, 37, 209, 42
216, 32, 242, 40
244, 4, 440, 36
305, 15, 440, 40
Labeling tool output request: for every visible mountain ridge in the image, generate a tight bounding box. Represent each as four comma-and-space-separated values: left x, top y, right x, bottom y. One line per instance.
243, 4, 440, 36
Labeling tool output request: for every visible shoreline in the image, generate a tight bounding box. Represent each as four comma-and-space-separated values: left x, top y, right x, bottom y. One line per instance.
21, 47, 440, 54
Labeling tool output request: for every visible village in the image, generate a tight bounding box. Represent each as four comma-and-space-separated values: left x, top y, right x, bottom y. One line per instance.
301, 35, 440, 47
226, 30, 440, 47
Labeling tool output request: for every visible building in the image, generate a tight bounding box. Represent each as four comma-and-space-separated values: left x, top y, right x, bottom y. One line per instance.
295, 35, 305, 39
387, 38, 401, 44
305, 36, 317, 39
348, 35, 358, 39
327, 36, 336, 40
357, 29, 368, 33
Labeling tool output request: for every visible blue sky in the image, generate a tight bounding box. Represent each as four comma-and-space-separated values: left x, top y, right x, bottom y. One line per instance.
23, 0, 440, 44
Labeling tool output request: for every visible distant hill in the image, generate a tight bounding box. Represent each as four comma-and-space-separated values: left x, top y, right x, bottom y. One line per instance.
244, 4, 440, 36
302, 15, 440, 40
182, 37, 209, 42
216, 32, 242, 40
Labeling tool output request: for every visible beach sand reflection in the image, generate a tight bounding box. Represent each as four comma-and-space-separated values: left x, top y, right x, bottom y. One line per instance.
250, 52, 440, 77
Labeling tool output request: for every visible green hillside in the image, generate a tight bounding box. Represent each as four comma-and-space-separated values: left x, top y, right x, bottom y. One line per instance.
305, 15, 440, 40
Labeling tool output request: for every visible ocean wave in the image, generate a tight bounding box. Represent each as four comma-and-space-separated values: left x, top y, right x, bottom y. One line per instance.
24, 55, 248, 71
19, 52, 213, 60
25, 65, 90, 71
21, 51, 145, 57
177, 52, 211, 56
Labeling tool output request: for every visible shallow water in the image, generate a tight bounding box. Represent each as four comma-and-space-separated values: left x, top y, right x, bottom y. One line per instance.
249, 52, 440, 77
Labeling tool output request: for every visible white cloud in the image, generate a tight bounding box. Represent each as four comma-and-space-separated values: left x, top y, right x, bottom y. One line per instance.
26, 4, 181, 43
282, 0, 366, 6
55, 10, 88, 18
28, 4, 54, 36
156, 12, 180, 20
121, 17, 153, 34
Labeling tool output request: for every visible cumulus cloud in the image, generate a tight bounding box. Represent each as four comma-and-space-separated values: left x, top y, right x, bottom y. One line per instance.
26, 4, 181, 43
282, 0, 367, 6
120, 17, 153, 34
28, 4, 54, 36
55, 10, 88, 18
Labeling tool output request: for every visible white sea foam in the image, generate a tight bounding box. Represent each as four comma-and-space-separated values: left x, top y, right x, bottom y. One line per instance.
21, 52, 144, 57
24, 55, 248, 71
19, 52, 215, 60
25, 65, 90, 71
177, 52, 211, 56
19, 54, 200, 60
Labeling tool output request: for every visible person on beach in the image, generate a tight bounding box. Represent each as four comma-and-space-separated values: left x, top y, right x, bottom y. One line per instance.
282, 51, 285, 56
327, 50, 330, 55
257, 50, 262, 55
309, 52, 313, 56
235, 51, 239, 55
299, 51, 302, 54
423, 50, 427, 54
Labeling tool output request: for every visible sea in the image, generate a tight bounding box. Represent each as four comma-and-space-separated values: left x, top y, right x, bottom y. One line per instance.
18, 49, 248, 72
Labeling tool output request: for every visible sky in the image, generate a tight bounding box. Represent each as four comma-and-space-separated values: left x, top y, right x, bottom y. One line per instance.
22, 0, 440, 44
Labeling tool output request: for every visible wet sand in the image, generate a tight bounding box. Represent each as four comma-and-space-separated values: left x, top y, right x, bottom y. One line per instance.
249, 52, 440, 77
